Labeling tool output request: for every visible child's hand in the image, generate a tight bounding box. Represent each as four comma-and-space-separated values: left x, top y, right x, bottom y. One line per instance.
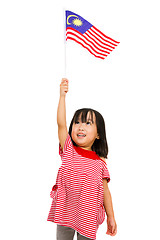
106, 216, 117, 236
60, 78, 69, 97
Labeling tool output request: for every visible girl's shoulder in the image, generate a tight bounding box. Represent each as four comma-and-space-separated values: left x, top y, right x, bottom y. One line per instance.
100, 156, 106, 163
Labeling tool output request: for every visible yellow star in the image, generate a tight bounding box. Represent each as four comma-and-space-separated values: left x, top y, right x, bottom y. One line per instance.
72, 18, 83, 27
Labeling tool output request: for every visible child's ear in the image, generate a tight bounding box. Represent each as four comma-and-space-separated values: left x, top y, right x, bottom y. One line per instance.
97, 134, 100, 139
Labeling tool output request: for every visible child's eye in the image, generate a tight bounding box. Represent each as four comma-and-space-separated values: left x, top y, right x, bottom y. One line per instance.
75, 121, 79, 124
86, 121, 91, 125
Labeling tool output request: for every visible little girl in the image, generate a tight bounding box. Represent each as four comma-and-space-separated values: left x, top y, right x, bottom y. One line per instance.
47, 78, 117, 240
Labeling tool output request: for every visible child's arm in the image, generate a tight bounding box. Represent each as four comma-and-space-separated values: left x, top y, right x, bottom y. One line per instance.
57, 78, 69, 151
103, 178, 117, 236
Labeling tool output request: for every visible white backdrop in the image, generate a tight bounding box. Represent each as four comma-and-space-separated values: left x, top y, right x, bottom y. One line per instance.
0, 0, 160, 240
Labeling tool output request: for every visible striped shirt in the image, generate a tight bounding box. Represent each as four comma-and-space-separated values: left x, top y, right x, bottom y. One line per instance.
47, 133, 110, 239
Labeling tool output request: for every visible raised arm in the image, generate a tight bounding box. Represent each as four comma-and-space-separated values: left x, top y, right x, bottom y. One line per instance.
57, 78, 69, 151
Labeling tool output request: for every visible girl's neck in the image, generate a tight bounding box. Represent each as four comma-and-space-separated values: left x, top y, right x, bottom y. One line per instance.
79, 146, 92, 151
73, 145, 101, 160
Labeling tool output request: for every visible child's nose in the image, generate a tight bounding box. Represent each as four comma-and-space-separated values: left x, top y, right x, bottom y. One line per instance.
79, 122, 85, 130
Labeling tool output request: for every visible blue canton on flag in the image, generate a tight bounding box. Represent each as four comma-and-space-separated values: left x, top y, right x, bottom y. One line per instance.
66, 11, 93, 34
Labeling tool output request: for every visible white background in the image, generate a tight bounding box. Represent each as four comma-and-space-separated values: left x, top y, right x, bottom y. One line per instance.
0, 0, 160, 240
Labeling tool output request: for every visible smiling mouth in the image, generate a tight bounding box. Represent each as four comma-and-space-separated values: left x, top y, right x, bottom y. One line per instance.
77, 134, 86, 137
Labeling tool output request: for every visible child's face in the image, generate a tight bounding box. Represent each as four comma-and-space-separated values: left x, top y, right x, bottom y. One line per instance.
71, 112, 99, 151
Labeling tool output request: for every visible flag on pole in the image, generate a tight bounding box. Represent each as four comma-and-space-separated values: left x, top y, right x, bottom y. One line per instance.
66, 10, 120, 60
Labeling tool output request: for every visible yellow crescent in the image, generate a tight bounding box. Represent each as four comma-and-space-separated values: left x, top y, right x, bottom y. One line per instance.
67, 15, 79, 25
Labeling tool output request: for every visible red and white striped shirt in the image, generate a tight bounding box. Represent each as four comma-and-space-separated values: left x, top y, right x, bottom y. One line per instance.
47, 133, 110, 239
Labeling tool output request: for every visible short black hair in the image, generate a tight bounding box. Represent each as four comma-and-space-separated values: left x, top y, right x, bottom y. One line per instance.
69, 108, 108, 158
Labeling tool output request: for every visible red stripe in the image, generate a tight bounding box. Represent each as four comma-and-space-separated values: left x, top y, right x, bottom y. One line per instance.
66, 36, 105, 59
92, 26, 120, 44
66, 29, 111, 55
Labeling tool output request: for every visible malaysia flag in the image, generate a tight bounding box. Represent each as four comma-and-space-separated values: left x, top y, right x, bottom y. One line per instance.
66, 10, 120, 60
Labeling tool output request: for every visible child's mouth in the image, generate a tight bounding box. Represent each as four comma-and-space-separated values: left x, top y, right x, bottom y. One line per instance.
77, 134, 86, 138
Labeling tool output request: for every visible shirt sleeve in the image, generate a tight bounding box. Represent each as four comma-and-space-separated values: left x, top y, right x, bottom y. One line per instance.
102, 162, 110, 183
59, 133, 73, 158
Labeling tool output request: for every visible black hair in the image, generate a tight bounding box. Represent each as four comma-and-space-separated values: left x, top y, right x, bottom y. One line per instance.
69, 108, 108, 158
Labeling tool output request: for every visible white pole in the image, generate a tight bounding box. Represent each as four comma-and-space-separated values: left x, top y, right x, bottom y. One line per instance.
63, 8, 67, 77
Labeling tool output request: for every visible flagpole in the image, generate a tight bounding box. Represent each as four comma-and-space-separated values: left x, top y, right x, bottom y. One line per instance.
63, 8, 67, 77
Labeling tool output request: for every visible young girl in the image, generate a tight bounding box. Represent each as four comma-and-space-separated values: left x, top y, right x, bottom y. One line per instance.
47, 78, 117, 240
